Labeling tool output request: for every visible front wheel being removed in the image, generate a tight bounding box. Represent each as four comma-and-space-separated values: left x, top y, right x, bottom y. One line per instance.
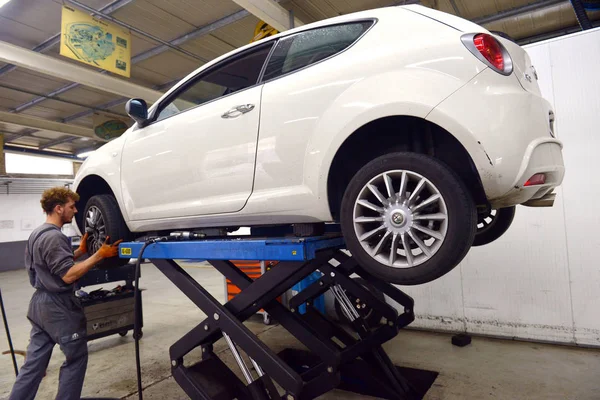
84, 194, 133, 268
340, 152, 476, 286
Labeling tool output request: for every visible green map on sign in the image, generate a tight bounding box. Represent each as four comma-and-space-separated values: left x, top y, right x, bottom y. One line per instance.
64, 22, 115, 66
94, 119, 129, 140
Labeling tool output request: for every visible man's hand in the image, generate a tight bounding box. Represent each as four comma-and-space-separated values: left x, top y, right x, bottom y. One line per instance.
74, 232, 88, 260
63, 236, 124, 284
78, 232, 89, 253
96, 237, 123, 259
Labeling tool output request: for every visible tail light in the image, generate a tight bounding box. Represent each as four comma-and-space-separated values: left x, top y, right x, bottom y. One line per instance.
524, 173, 546, 186
461, 33, 513, 76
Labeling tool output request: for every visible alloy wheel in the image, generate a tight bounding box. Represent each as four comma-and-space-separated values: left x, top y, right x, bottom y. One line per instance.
85, 205, 106, 254
353, 170, 448, 268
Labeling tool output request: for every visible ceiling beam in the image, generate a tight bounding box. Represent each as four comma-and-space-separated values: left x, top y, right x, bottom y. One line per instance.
518, 19, 600, 44
474, 0, 567, 25
3, 145, 81, 161
0, 40, 163, 103
0, 83, 128, 118
0, 0, 134, 79
231, 0, 304, 31
0, 111, 103, 142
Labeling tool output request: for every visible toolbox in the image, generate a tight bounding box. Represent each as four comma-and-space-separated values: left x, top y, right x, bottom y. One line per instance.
80, 289, 143, 340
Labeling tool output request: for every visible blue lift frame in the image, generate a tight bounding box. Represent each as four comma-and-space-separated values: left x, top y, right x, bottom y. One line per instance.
119, 233, 417, 400
119, 235, 346, 262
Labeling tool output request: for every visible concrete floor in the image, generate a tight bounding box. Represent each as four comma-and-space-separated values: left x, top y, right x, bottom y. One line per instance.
1, 262, 600, 400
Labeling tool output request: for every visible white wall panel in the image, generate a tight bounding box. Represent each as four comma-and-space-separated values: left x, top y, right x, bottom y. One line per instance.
460, 199, 573, 343
394, 28, 600, 346
0, 194, 46, 242
402, 266, 465, 332
536, 28, 600, 346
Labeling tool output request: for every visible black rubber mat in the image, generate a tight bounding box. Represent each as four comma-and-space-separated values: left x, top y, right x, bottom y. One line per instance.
278, 348, 439, 400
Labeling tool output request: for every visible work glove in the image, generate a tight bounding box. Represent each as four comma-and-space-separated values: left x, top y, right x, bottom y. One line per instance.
97, 237, 123, 259
77, 232, 89, 254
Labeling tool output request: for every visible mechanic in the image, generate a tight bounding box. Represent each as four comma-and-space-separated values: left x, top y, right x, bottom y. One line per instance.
8, 187, 122, 400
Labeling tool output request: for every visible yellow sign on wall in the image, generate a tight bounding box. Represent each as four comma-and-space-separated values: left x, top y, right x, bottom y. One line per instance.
60, 5, 131, 77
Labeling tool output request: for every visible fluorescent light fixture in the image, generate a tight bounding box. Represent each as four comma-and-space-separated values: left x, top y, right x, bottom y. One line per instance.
0, 0, 12, 8
77, 151, 95, 158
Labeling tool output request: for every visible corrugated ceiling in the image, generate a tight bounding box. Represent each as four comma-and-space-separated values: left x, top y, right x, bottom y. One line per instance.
0, 0, 598, 159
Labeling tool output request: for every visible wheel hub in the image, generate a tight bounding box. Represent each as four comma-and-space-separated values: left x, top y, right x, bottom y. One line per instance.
384, 203, 413, 234
391, 211, 404, 225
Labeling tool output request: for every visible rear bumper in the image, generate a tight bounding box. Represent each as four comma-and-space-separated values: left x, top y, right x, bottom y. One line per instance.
489, 138, 564, 208
427, 67, 565, 208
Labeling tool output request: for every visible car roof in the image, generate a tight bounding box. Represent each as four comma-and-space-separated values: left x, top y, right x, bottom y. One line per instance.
152, 5, 404, 107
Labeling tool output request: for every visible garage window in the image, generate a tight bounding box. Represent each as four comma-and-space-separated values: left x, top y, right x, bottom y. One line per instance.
262, 21, 373, 81
155, 43, 273, 122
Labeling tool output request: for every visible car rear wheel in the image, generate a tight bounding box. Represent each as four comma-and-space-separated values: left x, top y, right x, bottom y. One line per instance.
473, 206, 516, 246
84, 194, 133, 268
340, 152, 476, 285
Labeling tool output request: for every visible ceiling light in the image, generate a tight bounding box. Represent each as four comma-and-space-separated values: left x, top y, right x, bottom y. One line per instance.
0, 0, 12, 9
77, 151, 95, 158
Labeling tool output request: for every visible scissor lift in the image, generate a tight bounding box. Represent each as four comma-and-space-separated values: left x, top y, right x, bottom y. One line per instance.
120, 229, 419, 400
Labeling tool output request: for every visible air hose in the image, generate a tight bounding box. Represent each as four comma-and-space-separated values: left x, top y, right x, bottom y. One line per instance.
132, 231, 205, 399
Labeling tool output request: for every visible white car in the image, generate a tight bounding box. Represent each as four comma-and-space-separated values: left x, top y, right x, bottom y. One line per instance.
73, 4, 565, 285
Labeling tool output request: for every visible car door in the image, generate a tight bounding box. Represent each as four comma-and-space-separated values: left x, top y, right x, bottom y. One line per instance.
120, 42, 274, 221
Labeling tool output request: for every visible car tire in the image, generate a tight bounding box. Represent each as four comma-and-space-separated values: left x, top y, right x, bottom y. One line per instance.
83, 194, 133, 268
473, 206, 516, 247
340, 152, 476, 285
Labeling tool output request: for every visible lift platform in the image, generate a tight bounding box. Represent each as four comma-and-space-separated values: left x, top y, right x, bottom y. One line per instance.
119, 231, 424, 400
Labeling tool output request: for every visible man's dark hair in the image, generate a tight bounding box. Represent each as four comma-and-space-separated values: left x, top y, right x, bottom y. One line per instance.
40, 187, 80, 214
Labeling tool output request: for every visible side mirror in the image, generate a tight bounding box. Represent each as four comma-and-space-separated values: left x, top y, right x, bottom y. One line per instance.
125, 98, 149, 127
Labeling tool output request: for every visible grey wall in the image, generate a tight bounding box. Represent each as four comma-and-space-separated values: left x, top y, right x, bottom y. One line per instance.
0, 241, 26, 272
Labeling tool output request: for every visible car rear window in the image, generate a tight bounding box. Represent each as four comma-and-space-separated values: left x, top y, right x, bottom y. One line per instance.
262, 21, 373, 81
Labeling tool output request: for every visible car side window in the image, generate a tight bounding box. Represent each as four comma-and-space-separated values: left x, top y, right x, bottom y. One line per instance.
262, 21, 373, 81
155, 43, 273, 122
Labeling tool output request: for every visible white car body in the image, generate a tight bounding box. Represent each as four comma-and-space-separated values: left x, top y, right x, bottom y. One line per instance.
74, 5, 564, 236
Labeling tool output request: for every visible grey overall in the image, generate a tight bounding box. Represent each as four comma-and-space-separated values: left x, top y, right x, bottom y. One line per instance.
9, 223, 88, 400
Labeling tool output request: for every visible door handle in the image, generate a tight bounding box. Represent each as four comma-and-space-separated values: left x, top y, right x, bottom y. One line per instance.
221, 104, 255, 119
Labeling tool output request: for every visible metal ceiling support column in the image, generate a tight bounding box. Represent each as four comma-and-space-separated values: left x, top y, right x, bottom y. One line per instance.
40, 136, 85, 150
231, 0, 304, 31
448, 0, 462, 15
64, 0, 205, 61
0, 111, 103, 141
0, 83, 128, 118
0, 40, 163, 103
569, 0, 593, 29
0, 0, 134, 79
474, 0, 567, 25
5, 129, 37, 143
